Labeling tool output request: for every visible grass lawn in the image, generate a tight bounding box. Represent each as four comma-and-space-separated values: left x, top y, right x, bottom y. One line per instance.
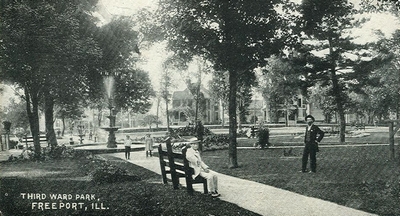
0, 155, 259, 216
202, 145, 400, 216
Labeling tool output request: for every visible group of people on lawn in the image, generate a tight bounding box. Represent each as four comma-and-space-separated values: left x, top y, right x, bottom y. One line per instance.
123, 115, 324, 198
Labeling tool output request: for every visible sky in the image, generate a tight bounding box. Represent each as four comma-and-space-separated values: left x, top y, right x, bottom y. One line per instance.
1, 0, 400, 109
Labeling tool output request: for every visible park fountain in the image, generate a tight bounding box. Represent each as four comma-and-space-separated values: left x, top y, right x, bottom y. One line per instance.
101, 76, 119, 148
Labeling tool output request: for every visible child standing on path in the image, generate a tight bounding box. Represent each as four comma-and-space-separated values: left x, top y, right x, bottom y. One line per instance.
144, 134, 154, 157
124, 135, 132, 160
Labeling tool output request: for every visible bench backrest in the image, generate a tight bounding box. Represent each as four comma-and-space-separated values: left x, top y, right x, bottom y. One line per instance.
23, 135, 47, 143
158, 142, 183, 188
158, 142, 207, 194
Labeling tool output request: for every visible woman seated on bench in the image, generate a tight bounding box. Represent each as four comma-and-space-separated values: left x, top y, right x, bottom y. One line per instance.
185, 139, 220, 198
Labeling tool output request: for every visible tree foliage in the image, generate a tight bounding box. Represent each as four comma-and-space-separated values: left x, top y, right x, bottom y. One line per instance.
141, 114, 161, 131
259, 55, 307, 124
113, 68, 154, 113
299, 0, 378, 143
156, 0, 289, 167
0, 0, 101, 157
0, 98, 29, 131
0, 1, 154, 157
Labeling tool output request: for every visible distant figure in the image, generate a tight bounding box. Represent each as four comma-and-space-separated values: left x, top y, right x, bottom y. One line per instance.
94, 133, 97, 142
195, 120, 204, 140
69, 137, 74, 145
124, 135, 132, 160
302, 115, 324, 173
144, 134, 154, 157
250, 126, 256, 138
195, 120, 204, 151
185, 139, 220, 198
89, 130, 93, 140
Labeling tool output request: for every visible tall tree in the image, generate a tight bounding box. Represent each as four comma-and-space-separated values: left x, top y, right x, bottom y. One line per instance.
157, 0, 287, 167
208, 71, 229, 126
113, 68, 154, 113
259, 55, 307, 124
89, 17, 154, 118
300, 0, 367, 143
54, 102, 84, 137
160, 60, 174, 132
0, 0, 100, 157
141, 114, 161, 132
181, 58, 211, 123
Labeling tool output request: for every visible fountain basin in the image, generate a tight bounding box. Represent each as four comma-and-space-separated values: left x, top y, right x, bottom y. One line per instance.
73, 142, 145, 154
101, 127, 120, 131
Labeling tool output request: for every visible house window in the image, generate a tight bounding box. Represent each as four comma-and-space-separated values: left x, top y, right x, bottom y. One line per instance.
214, 105, 219, 111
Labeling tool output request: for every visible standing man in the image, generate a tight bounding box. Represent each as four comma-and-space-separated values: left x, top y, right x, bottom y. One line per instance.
302, 115, 324, 173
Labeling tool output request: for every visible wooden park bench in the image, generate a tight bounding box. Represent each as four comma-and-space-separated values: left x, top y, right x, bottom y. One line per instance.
18, 135, 48, 149
158, 142, 208, 195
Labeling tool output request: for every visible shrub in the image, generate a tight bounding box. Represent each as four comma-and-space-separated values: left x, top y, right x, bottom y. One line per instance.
202, 134, 229, 151
11, 145, 93, 161
91, 161, 141, 184
168, 125, 213, 138
237, 128, 249, 138
258, 127, 271, 149
8, 140, 19, 149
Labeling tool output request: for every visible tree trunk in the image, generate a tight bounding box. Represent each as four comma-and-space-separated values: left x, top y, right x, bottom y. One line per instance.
228, 70, 239, 168
331, 78, 346, 143
221, 102, 225, 127
25, 87, 41, 159
44, 94, 58, 148
389, 122, 395, 160
97, 107, 102, 127
329, 36, 346, 144
156, 97, 160, 129
166, 100, 170, 132
62, 117, 65, 136
285, 105, 289, 127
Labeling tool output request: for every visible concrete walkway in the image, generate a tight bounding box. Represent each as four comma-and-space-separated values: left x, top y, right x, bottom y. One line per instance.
104, 151, 376, 216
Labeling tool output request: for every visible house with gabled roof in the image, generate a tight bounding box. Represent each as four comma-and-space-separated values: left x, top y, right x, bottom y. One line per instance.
171, 87, 221, 125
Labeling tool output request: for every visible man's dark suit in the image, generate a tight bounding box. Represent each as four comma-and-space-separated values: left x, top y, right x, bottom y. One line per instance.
302, 124, 324, 173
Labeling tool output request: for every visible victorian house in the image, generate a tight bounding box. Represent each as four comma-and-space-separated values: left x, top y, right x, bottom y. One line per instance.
171, 87, 220, 125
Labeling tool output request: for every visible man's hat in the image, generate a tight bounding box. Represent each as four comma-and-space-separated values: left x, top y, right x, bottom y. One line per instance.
305, 115, 315, 122
188, 137, 200, 143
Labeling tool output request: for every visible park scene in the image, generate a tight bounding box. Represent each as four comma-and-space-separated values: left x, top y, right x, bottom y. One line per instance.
1, 0, 400, 215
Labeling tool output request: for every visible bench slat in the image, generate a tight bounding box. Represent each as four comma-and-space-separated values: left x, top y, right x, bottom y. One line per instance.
158, 143, 208, 195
